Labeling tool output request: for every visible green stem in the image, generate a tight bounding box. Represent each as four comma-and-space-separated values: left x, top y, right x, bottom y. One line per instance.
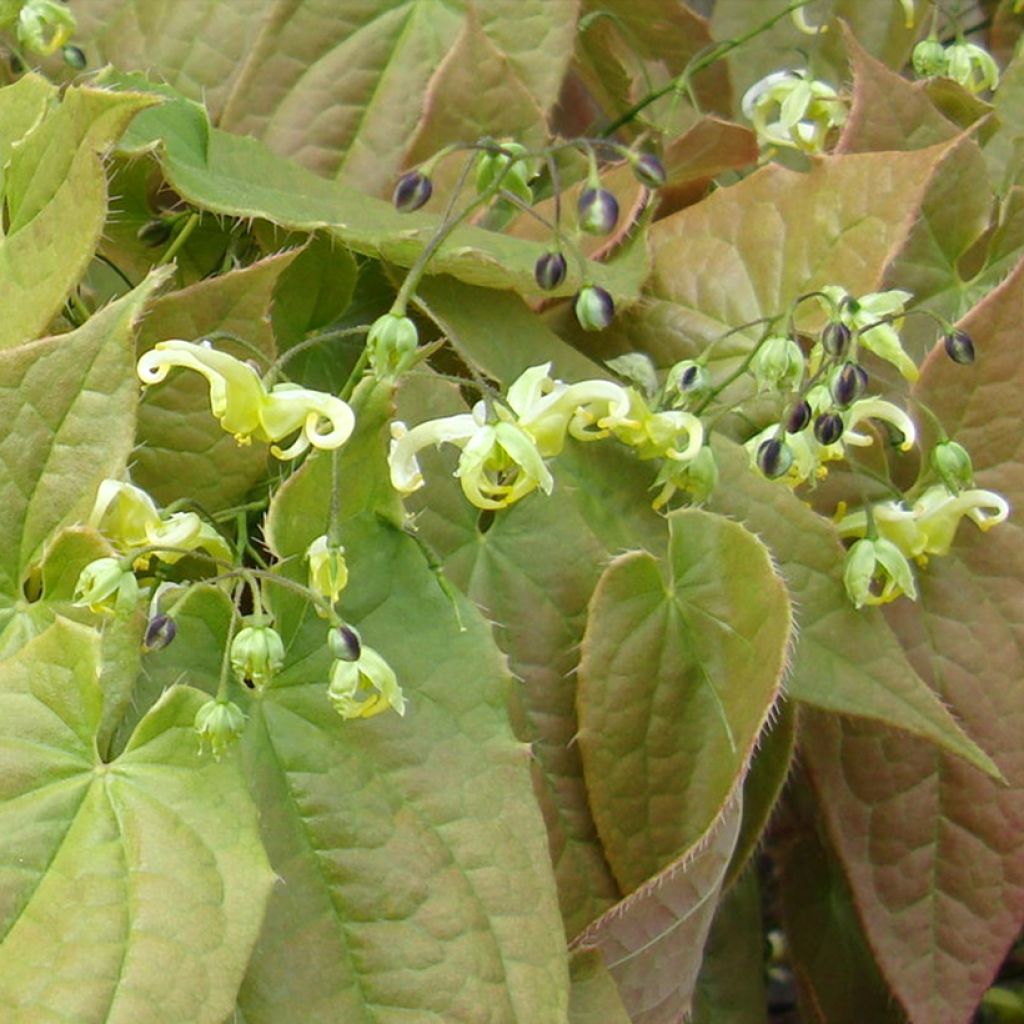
157, 212, 199, 267
216, 589, 241, 701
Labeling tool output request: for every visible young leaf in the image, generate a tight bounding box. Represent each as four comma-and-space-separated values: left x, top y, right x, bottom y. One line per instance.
0, 620, 274, 1023
569, 949, 632, 1024
577, 510, 791, 893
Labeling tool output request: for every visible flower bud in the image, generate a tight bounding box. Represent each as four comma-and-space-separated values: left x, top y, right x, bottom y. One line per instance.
912, 38, 946, 78
943, 330, 975, 365
630, 152, 667, 189
230, 622, 285, 690
750, 336, 805, 393
143, 614, 177, 652
682, 445, 718, 502
392, 170, 432, 212
72, 557, 138, 615
62, 44, 86, 69
306, 535, 349, 606
784, 398, 812, 434
830, 361, 868, 408
756, 437, 793, 479
534, 251, 567, 291
821, 321, 851, 358
328, 624, 362, 662
194, 699, 246, 760
476, 141, 534, 204
814, 412, 844, 446
577, 188, 619, 235
932, 440, 974, 493
367, 312, 419, 379
667, 359, 710, 397
137, 219, 173, 247
574, 285, 614, 331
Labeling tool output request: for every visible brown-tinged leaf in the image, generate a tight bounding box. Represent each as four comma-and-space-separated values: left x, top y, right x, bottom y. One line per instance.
577, 510, 791, 893
569, 948, 632, 1024
570, 798, 742, 1024
801, 257, 1024, 1024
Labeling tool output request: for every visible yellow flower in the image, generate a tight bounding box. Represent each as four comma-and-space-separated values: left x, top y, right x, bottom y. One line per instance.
72, 557, 139, 616
819, 286, 918, 381
137, 340, 355, 460
741, 70, 847, 153
328, 646, 406, 720
611, 389, 704, 463
306, 535, 349, 606
843, 537, 918, 608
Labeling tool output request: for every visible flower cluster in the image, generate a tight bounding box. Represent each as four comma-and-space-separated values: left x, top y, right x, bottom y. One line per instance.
913, 38, 1000, 94
137, 340, 355, 460
741, 70, 847, 154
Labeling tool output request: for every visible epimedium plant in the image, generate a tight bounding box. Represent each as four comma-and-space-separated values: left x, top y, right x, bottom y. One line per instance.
0, 1, 1023, 1023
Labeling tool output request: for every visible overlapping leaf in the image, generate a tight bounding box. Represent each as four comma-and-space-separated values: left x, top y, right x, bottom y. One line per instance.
0, 620, 274, 1024
802, 256, 1024, 1024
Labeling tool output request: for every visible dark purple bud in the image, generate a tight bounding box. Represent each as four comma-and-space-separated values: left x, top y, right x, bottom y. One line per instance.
577, 188, 619, 235
534, 251, 567, 291
784, 398, 812, 434
822, 321, 851, 358
814, 412, 844, 446
632, 153, 667, 189
137, 219, 173, 246
393, 170, 432, 212
831, 362, 868, 408
757, 438, 793, 479
143, 614, 177, 652
944, 330, 975, 365
329, 624, 362, 662
575, 285, 615, 331
62, 45, 87, 69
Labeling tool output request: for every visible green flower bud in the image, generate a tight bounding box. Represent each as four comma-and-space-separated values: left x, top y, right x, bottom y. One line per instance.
328, 624, 362, 662
932, 440, 974, 493
393, 170, 432, 212
62, 44, 86, 69
367, 312, 419, 379
72, 557, 138, 615
667, 359, 711, 398
944, 329, 975, 365
143, 614, 177, 652
475, 141, 534, 205
534, 251, 567, 291
750, 336, 805, 393
194, 699, 246, 760
574, 285, 614, 331
578, 187, 620, 235
305, 535, 348, 605
756, 437, 793, 479
630, 152, 667, 189
680, 445, 718, 502
230, 622, 284, 690
843, 537, 918, 608
912, 38, 946, 78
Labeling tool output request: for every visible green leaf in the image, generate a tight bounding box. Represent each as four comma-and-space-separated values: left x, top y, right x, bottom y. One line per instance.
0, 620, 274, 1023
133, 252, 297, 512
984, 43, 1024, 192
707, 441, 1000, 778
569, 949, 631, 1024
0, 269, 171, 598
577, 510, 791, 892
691, 869, 768, 1024
0, 83, 156, 351
102, 72, 647, 305
801, 255, 1024, 1024
571, 798, 742, 1024
0, 73, 55, 193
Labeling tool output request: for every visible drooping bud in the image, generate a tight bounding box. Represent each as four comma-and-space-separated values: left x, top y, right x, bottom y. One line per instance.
814, 412, 844, 446
230, 622, 285, 690
943, 330, 975, 365
932, 440, 974, 493
784, 398, 812, 434
750, 336, 805, 393
392, 170, 432, 212
630, 152, 667, 189
367, 312, 419, 379
194, 699, 246, 760
306, 535, 349, 606
534, 251, 567, 291
830, 361, 868, 408
137, 219, 173, 247
912, 38, 946, 78
756, 437, 794, 479
143, 614, 177, 652
577, 187, 620, 235
667, 359, 710, 398
328, 624, 362, 663
821, 320, 851, 358
574, 285, 614, 331
62, 44, 86, 68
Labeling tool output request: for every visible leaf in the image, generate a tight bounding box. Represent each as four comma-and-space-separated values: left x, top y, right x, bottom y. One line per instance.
236, 378, 571, 1022
570, 798, 742, 1024
984, 43, 1024, 192
104, 71, 647, 305
0, 270, 171, 598
0, 620, 274, 1023
569, 949, 631, 1024
0, 83, 156, 351
133, 252, 297, 512
577, 510, 791, 892
0, 73, 55, 193
801, 256, 1024, 1024
707, 441, 1000, 778
691, 869, 768, 1024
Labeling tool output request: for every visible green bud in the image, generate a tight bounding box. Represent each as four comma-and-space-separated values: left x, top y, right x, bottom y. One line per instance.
62, 44, 86, 69
667, 359, 710, 398
680, 445, 718, 502
574, 285, 614, 331
943, 329, 975, 365
328, 624, 362, 662
630, 152, 667, 189
577, 187, 620, 235
756, 437, 793, 479
367, 312, 419, 379
230, 622, 284, 690
932, 440, 974, 493
143, 614, 177, 652
912, 38, 946, 78
393, 170, 432, 212
534, 251, 567, 291
194, 699, 246, 760
750, 336, 805, 393
72, 557, 138, 616
475, 141, 534, 205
